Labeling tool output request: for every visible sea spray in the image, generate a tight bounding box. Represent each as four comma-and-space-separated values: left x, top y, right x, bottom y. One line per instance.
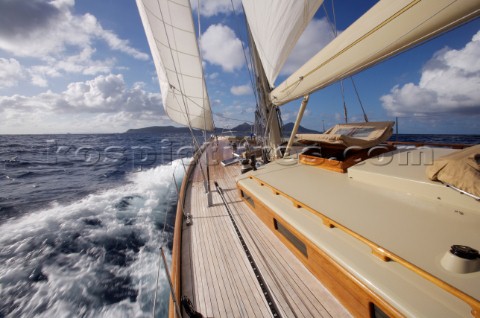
0, 159, 189, 317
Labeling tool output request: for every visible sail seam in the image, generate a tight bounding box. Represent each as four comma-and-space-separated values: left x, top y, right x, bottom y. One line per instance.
153, 39, 200, 58
277, 0, 422, 95
162, 67, 203, 79
143, 3, 193, 33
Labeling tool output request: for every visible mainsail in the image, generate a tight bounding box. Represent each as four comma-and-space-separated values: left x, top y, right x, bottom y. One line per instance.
136, 0, 213, 131
242, 0, 323, 88
271, 0, 480, 106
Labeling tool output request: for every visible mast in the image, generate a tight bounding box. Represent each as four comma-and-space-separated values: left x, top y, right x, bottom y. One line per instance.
248, 27, 282, 158
240, 0, 323, 157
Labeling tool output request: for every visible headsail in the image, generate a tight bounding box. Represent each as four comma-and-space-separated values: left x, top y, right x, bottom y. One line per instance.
242, 0, 323, 88
271, 0, 480, 106
136, 0, 213, 131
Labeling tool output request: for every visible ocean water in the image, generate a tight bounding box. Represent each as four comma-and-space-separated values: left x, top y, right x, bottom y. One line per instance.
0, 132, 478, 317
0, 133, 199, 318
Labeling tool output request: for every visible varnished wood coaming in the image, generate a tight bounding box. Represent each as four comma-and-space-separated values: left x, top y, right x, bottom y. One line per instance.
238, 184, 403, 318
243, 173, 480, 317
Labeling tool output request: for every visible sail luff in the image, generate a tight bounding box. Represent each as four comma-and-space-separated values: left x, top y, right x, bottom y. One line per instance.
270, 0, 480, 106
247, 24, 283, 153
136, 0, 213, 131
242, 0, 323, 88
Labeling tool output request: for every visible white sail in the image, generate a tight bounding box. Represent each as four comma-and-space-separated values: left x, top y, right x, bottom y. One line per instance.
242, 0, 323, 88
271, 0, 480, 106
136, 0, 213, 131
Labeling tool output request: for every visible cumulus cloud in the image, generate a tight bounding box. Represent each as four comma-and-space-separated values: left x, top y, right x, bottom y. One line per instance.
0, 0, 147, 60
208, 72, 219, 80
26, 47, 116, 87
62, 74, 162, 113
0, 58, 25, 88
200, 24, 244, 72
190, 0, 242, 17
280, 18, 335, 77
0, 0, 148, 88
230, 83, 252, 96
381, 31, 480, 116
0, 74, 165, 133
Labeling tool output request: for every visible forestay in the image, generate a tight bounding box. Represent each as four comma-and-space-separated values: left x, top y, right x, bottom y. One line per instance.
271, 0, 480, 106
136, 0, 213, 131
242, 0, 323, 88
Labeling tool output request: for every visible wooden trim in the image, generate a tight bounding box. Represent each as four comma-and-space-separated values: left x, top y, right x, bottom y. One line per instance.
247, 175, 480, 316
237, 185, 403, 318
169, 144, 207, 318
299, 144, 396, 173
299, 154, 347, 173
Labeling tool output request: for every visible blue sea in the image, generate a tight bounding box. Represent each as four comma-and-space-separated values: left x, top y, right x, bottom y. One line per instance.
0, 132, 478, 317
0, 133, 201, 318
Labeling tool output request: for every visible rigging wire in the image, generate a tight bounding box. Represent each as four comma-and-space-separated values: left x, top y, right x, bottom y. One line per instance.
213, 112, 253, 124
159, 14, 208, 178
196, 0, 214, 141
152, 170, 181, 317
322, 0, 369, 123
276, 107, 284, 137
153, 0, 205, 152
350, 77, 369, 122
231, 0, 274, 145
230, 0, 260, 105
234, 0, 285, 149
328, 0, 348, 123
339, 80, 348, 123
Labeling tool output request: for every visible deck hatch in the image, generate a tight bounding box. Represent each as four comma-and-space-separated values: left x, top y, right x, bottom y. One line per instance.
274, 219, 308, 257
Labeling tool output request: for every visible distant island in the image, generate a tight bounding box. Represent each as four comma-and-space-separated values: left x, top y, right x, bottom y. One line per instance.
124, 122, 320, 135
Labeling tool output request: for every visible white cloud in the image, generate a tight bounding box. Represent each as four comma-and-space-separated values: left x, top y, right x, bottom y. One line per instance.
0, 74, 165, 133
381, 31, 480, 116
26, 47, 116, 87
190, 0, 242, 17
200, 24, 244, 72
0, 0, 148, 88
208, 72, 219, 80
54, 47, 115, 75
280, 18, 335, 77
0, 0, 147, 61
0, 58, 25, 88
230, 83, 252, 96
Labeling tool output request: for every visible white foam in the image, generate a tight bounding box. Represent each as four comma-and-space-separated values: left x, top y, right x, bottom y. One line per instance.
0, 158, 189, 317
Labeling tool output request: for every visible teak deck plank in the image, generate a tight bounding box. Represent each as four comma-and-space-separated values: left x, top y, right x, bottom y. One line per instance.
181, 140, 350, 317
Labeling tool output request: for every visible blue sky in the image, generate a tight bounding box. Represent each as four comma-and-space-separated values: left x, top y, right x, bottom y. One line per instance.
0, 0, 479, 134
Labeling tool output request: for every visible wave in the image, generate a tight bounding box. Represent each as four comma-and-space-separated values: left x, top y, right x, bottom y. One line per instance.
0, 158, 189, 317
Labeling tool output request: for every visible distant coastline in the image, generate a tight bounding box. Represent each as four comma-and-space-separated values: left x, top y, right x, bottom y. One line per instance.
124, 122, 321, 135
